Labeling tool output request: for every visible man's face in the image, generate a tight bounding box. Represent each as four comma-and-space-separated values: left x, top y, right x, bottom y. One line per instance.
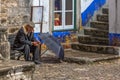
27, 26, 34, 33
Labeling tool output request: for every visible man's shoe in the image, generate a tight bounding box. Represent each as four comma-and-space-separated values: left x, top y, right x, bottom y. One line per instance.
34, 60, 42, 64
58, 58, 64, 63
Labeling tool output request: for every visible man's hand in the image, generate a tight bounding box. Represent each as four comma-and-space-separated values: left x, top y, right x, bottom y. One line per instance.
32, 41, 40, 46
36, 41, 41, 44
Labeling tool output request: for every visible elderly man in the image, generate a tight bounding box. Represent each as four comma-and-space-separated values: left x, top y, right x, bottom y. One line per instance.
13, 22, 41, 64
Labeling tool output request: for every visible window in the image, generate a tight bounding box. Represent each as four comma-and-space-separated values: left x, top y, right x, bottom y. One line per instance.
53, 0, 75, 31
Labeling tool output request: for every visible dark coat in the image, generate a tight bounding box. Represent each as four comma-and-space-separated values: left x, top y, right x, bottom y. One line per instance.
13, 27, 36, 50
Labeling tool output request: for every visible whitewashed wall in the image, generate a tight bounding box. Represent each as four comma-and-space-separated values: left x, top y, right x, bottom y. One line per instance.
32, 0, 50, 33
109, 0, 120, 33
81, 0, 94, 13
40, 0, 49, 33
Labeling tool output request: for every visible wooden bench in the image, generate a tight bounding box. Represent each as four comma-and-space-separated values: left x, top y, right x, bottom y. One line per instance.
8, 34, 48, 60
8, 34, 24, 60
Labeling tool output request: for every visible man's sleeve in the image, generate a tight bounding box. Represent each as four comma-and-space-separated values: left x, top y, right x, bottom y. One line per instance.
19, 32, 32, 46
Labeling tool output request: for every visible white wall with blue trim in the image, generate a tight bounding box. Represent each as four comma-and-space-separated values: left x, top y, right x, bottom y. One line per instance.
109, 0, 120, 46
33, 0, 107, 44
53, 0, 106, 43
81, 0, 106, 26
32, 0, 50, 42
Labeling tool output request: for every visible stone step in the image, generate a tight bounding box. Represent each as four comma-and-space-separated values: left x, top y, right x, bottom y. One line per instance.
97, 14, 108, 22
102, 8, 109, 14
0, 60, 35, 80
71, 42, 120, 55
64, 49, 120, 64
78, 35, 109, 45
90, 21, 109, 30
84, 27, 109, 38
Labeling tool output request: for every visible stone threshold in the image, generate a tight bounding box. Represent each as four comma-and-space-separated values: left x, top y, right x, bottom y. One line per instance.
84, 27, 108, 32
64, 49, 120, 64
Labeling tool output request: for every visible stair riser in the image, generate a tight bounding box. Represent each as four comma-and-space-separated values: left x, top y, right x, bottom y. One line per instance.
102, 8, 109, 14
90, 22, 109, 30
97, 15, 108, 22
84, 29, 109, 38
71, 44, 119, 55
78, 36, 109, 45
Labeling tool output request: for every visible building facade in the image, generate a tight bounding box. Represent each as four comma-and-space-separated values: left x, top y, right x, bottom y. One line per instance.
32, 0, 81, 46
0, 0, 107, 48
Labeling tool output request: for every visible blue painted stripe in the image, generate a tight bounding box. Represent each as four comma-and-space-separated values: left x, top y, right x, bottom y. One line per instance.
109, 33, 120, 46
81, 0, 106, 26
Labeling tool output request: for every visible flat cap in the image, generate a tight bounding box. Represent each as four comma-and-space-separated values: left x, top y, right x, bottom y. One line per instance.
23, 21, 35, 28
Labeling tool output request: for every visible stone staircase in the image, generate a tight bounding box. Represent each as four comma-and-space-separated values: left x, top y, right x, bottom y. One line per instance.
71, 8, 120, 55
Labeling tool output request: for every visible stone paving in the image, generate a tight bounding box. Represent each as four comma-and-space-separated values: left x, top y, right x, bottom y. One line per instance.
33, 50, 120, 80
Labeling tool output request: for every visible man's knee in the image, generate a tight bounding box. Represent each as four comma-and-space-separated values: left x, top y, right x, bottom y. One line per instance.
31, 45, 38, 49
24, 45, 30, 49
30, 45, 40, 52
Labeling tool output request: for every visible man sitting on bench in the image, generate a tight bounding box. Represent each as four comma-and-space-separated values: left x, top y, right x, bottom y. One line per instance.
13, 21, 41, 64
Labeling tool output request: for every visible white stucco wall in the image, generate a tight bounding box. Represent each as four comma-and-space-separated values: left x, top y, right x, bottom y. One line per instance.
32, 0, 49, 33
40, 0, 49, 33
81, 0, 94, 13
109, 0, 120, 33
32, 0, 81, 33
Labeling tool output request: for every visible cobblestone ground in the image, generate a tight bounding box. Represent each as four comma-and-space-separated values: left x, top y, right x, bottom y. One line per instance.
33, 56, 120, 80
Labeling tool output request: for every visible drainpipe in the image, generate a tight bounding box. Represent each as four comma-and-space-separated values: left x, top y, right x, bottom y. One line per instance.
77, 0, 81, 32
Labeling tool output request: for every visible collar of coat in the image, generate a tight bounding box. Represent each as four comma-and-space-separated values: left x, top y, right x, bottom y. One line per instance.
23, 24, 28, 35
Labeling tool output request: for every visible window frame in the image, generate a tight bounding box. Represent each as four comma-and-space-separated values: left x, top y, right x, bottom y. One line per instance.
52, 0, 76, 31
31, 6, 44, 33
